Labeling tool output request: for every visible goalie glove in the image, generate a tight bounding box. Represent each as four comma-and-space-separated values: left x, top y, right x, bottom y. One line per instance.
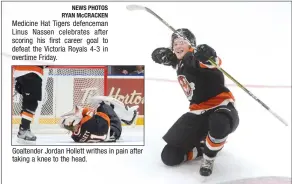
90, 96, 139, 125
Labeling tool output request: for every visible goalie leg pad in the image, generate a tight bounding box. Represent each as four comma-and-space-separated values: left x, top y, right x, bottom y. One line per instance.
121, 108, 138, 125
91, 96, 139, 125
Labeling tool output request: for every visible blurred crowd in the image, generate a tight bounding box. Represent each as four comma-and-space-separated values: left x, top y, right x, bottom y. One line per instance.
109, 65, 144, 76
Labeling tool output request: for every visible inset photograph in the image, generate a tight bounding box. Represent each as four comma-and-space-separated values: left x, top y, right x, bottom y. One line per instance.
12, 65, 144, 145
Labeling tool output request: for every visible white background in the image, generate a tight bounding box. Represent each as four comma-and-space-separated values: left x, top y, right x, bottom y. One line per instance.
1, 2, 291, 184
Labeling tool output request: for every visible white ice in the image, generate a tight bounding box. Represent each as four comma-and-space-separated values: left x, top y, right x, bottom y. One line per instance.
138, 80, 291, 183
12, 126, 144, 146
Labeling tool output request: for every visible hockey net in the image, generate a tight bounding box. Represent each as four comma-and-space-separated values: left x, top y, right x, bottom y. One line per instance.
12, 66, 108, 134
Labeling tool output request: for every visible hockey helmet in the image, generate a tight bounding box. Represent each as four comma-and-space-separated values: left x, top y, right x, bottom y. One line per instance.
171, 28, 196, 50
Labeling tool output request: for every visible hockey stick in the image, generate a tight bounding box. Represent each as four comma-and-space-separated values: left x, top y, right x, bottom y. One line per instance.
126, 5, 289, 127
127, 5, 176, 32
126, 5, 192, 46
207, 58, 288, 126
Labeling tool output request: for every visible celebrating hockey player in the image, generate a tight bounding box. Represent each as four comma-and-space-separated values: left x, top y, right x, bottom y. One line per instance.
151, 29, 239, 176
59, 96, 139, 143
13, 66, 45, 144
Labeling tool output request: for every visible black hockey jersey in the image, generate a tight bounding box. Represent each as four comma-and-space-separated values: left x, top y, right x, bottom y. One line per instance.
71, 104, 122, 142
176, 49, 235, 111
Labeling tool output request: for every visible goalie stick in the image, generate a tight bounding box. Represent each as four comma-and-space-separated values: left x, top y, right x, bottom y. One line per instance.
126, 4, 288, 126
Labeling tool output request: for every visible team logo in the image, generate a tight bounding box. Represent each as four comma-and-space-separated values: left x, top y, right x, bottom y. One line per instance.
177, 75, 195, 100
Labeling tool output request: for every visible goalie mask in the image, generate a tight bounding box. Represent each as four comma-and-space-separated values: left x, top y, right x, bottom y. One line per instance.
59, 106, 83, 132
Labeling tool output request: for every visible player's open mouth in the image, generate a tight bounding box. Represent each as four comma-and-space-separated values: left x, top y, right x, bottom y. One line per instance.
175, 50, 184, 54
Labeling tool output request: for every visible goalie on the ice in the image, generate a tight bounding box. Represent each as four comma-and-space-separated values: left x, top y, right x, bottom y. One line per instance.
59, 96, 139, 143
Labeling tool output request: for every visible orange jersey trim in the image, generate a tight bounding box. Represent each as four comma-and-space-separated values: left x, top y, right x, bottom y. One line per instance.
21, 111, 34, 118
82, 107, 95, 117
13, 66, 43, 76
199, 57, 222, 69
79, 109, 110, 126
189, 92, 235, 111
96, 112, 110, 126
79, 115, 92, 126
187, 151, 194, 161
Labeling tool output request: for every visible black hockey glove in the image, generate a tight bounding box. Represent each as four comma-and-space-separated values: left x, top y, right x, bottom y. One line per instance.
194, 44, 217, 64
151, 47, 178, 68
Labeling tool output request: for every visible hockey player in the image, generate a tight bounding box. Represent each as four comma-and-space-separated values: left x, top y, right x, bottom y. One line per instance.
151, 29, 239, 176
13, 66, 44, 144
59, 96, 139, 143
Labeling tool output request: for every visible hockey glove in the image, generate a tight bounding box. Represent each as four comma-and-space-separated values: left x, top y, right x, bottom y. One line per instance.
194, 44, 217, 64
151, 47, 178, 67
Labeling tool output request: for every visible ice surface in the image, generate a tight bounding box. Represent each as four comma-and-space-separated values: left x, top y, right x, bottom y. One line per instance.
12, 126, 144, 146
138, 80, 291, 183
